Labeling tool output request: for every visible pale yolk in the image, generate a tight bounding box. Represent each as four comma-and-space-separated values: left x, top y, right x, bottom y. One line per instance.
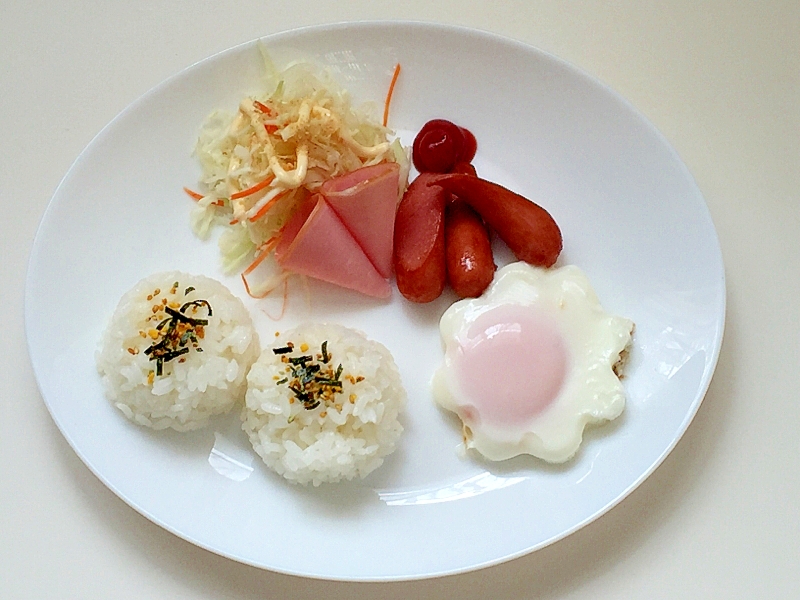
453, 304, 569, 427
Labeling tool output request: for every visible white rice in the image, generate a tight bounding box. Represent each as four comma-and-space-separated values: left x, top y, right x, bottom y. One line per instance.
243, 323, 405, 486
96, 271, 260, 431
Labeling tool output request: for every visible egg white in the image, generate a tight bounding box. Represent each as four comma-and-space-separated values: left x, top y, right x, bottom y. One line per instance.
432, 262, 634, 463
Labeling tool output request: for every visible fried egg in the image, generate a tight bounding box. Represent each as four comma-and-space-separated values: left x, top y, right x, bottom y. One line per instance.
432, 262, 634, 463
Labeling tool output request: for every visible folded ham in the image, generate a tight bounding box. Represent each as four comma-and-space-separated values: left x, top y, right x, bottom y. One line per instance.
274, 163, 401, 298
275, 194, 390, 298
321, 162, 400, 279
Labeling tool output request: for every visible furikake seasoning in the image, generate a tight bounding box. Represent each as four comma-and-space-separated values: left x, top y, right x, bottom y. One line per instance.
272, 341, 346, 410
138, 283, 212, 378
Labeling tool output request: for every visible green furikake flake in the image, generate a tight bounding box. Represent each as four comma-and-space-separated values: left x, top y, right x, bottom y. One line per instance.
180, 299, 212, 316
144, 287, 212, 377
276, 340, 347, 410
321, 340, 330, 363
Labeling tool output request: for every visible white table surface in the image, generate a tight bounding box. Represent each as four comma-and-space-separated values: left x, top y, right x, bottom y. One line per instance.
2, 1, 798, 598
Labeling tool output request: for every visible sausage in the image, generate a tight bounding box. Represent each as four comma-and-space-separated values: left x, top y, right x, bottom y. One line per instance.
393, 173, 447, 302
445, 199, 495, 298
450, 161, 477, 176
444, 160, 495, 297
429, 173, 562, 267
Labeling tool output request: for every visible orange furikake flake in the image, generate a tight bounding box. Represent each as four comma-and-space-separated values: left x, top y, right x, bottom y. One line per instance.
144, 292, 212, 377
272, 340, 350, 411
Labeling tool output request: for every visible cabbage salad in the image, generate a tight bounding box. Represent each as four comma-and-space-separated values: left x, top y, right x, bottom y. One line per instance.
187, 47, 408, 297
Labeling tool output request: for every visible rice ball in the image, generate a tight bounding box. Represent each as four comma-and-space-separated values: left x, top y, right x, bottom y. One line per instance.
96, 271, 260, 431
243, 323, 406, 486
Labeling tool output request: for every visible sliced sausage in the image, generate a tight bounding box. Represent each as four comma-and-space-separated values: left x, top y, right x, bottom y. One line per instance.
450, 161, 477, 176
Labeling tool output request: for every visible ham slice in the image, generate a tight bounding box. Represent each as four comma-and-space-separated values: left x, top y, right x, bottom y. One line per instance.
275, 194, 391, 298
321, 162, 400, 278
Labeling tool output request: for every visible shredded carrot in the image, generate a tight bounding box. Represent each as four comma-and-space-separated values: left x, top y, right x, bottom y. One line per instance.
247, 277, 289, 319
241, 272, 267, 299
230, 174, 276, 200
241, 269, 289, 306
253, 100, 273, 115
248, 190, 289, 222
264, 278, 290, 320
242, 250, 269, 276
265, 123, 279, 135
242, 235, 281, 276
241, 272, 255, 297
183, 186, 204, 200
241, 272, 257, 298
184, 186, 224, 207
382, 63, 401, 127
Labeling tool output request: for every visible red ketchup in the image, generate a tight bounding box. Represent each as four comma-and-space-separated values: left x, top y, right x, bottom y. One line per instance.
412, 119, 477, 174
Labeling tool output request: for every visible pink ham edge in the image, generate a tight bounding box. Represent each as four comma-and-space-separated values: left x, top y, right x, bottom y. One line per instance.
321, 162, 400, 279
275, 194, 391, 299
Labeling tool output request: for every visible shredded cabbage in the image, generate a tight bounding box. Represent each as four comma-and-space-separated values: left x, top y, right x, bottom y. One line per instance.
188, 49, 409, 296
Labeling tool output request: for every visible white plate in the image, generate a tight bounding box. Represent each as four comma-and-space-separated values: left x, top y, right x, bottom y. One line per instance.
25, 22, 725, 581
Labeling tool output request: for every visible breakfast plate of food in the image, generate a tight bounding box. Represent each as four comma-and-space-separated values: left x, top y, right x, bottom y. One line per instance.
25, 21, 725, 580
